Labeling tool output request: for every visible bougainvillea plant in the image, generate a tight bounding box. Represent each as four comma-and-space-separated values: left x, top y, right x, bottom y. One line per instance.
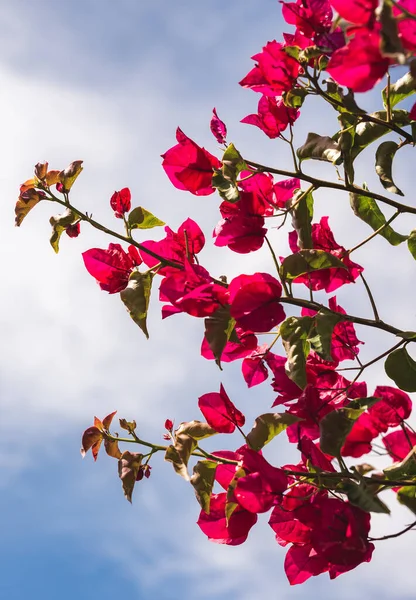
15, 0, 416, 586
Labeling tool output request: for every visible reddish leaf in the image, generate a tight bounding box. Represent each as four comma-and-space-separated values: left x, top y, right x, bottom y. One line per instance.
80, 426, 103, 461
118, 451, 143, 502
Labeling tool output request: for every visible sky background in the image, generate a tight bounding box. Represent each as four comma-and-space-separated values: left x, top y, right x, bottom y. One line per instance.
1, 0, 416, 598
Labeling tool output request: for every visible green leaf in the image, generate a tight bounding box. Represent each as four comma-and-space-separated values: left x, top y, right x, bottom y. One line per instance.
246, 412, 302, 451
383, 71, 416, 109
341, 480, 391, 514
164, 433, 197, 481
287, 188, 314, 250
204, 306, 237, 369
175, 420, 217, 441
222, 143, 247, 184
280, 316, 314, 390
280, 249, 347, 281
319, 407, 364, 457
385, 347, 416, 392
349, 110, 410, 161
380, 0, 404, 56
128, 207, 165, 230
338, 113, 358, 184
325, 79, 366, 115
49, 208, 79, 253
375, 141, 404, 196
212, 143, 247, 204
297, 132, 342, 164
348, 396, 381, 410
384, 447, 416, 480
407, 229, 416, 260
313, 311, 343, 362
283, 46, 301, 60
397, 486, 416, 515
283, 87, 308, 109
190, 460, 217, 513
120, 271, 154, 338
212, 169, 240, 202
225, 467, 246, 525
350, 189, 407, 246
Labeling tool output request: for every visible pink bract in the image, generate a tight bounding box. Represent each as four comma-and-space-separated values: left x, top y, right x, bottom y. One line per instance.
229, 272, 285, 332
162, 127, 221, 195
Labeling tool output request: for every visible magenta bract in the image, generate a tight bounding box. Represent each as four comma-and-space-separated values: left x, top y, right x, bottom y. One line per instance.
162, 127, 221, 195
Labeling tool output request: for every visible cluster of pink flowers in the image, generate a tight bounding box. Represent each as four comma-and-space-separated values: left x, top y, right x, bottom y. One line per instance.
17, 0, 416, 587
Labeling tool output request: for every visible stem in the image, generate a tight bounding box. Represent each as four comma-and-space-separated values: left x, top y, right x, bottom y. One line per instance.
265, 235, 291, 297
386, 72, 392, 123
337, 339, 406, 372
277, 296, 414, 340
347, 211, 400, 256
46, 192, 184, 270
369, 520, 416, 542
105, 433, 240, 465
360, 273, 381, 322
246, 160, 416, 215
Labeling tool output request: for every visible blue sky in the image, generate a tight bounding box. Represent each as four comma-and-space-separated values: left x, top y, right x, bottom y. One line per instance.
1, 1, 416, 598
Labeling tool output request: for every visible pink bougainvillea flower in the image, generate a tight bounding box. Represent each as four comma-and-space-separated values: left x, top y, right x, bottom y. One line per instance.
341, 412, 379, 458
234, 447, 288, 513
368, 386, 412, 432
327, 28, 390, 93
210, 108, 227, 144
288, 216, 363, 292
159, 261, 227, 318
301, 296, 363, 361
309, 498, 374, 577
238, 171, 276, 216
241, 345, 269, 388
82, 243, 137, 293
329, 0, 378, 25
241, 95, 300, 138
162, 127, 221, 196
213, 213, 267, 253
197, 492, 258, 545
239, 41, 301, 96
410, 101, 416, 121
395, 0, 416, 50
213, 449, 244, 489
229, 272, 285, 332
285, 385, 330, 442
284, 544, 330, 584
273, 178, 301, 208
280, 496, 374, 584
198, 384, 245, 434
298, 437, 335, 472
328, 296, 363, 361
140, 218, 205, 274
383, 428, 416, 461
267, 354, 303, 404
110, 187, 131, 218
282, 0, 333, 41
201, 326, 258, 363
